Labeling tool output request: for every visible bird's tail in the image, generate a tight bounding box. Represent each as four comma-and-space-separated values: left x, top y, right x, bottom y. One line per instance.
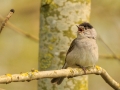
51, 63, 67, 85
51, 77, 64, 85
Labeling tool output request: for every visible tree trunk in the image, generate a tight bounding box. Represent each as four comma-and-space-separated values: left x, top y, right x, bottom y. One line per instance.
39, 0, 91, 90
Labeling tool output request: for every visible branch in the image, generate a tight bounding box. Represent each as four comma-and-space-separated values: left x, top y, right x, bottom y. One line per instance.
0, 9, 38, 42
0, 66, 119, 90
98, 35, 120, 61
99, 55, 120, 60
0, 9, 15, 33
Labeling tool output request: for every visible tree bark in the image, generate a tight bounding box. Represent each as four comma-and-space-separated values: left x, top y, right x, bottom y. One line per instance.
39, 0, 91, 90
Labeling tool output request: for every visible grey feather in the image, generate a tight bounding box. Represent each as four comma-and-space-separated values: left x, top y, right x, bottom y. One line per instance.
51, 22, 98, 85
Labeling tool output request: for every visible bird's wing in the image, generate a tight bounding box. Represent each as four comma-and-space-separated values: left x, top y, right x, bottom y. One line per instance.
66, 38, 76, 55
62, 38, 76, 69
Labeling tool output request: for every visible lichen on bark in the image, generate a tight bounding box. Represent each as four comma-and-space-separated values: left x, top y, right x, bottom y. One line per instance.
39, 0, 91, 90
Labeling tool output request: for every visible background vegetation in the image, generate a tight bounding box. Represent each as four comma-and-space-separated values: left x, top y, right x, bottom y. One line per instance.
0, 0, 39, 90
0, 0, 119, 90
90, 0, 120, 90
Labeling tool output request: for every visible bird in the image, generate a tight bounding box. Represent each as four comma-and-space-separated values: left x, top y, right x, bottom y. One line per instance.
51, 22, 98, 85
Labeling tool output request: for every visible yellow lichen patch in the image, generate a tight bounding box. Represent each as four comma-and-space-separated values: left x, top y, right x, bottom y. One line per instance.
30, 70, 38, 76
68, 68, 74, 76
50, 37, 57, 43
96, 66, 101, 70
34, 70, 39, 73
21, 73, 28, 77
73, 77, 88, 90
45, 53, 53, 59
27, 72, 34, 78
30, 72, 35, 75
48, 45, 53, 50
31, 68, 38, 72
63, 29, 76, 39
6, 74, 12, 77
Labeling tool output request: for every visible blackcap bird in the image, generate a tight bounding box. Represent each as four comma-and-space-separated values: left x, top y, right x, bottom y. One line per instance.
51, 22, 98, 85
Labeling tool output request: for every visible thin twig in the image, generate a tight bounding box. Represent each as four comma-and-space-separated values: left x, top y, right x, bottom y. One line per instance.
0, 9, 15, 33
99, 55, 120, 59
0, 66, 119, 90
98, 35, 120, 61
0, 9, 39, 42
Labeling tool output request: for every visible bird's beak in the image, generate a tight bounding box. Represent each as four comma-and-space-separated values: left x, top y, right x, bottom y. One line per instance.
76, 25, 79, 28
76, 25, 84, 32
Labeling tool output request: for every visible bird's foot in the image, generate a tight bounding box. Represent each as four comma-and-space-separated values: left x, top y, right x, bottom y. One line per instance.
81, 67, 86, 74
76, 64, 86, 74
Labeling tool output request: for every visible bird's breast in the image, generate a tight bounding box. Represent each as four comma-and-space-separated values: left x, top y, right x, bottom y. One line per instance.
66, 38, 98, 67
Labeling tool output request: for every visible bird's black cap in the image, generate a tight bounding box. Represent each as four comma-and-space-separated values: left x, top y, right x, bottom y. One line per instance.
79, 22, 93, 29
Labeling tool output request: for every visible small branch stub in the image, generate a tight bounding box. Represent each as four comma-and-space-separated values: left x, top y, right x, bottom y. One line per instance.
0, 9, 15, 33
